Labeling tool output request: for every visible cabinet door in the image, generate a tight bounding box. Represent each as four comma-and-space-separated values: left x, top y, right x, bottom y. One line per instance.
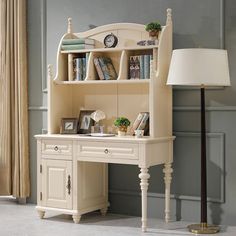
42, 159, 72, 209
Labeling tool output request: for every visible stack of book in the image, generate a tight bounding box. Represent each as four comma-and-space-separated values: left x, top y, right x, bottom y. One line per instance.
94, 57, 117, 80
129, 55, 153, 80
61, 38, 95, 51
68, 53, 90, 81
130, 112, 149, 136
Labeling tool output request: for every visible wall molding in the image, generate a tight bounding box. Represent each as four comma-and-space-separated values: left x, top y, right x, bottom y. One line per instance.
173, 131, 225, 203
173, 86, 225, 91
110, 131, 225, 204
173, 106, 236, 112
28, 105, 236, 112
28, 106, 48, 111
109, 189, 223, 204
41, 0, 47, 93
220, 0, 225, 49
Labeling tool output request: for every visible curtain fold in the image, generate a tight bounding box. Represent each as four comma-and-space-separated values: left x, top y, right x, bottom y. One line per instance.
0, 0, 30, 198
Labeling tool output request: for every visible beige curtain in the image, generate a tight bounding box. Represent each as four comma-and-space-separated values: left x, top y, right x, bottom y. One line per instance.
0, 0, 30, 197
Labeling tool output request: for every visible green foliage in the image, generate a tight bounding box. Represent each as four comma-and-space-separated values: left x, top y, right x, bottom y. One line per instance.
114, 117, 131, 127
145, 21, 162, 32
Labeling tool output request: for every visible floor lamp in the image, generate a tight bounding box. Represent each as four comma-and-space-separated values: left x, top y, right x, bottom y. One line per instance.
167, 48, 230, 234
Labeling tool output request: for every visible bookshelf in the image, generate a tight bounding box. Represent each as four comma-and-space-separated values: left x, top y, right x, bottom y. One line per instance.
49, 14, 172, 136
36, 9, 174, 232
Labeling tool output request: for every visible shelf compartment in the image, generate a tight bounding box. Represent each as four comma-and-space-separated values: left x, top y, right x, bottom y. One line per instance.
67, 53, 89, 81
124, 49, 154, 80
85, 51, 122, 81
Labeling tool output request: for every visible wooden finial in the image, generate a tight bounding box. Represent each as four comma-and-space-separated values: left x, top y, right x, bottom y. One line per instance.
48, 64, 53, 79
68, 17, 72, 33
166, 8, 172, 25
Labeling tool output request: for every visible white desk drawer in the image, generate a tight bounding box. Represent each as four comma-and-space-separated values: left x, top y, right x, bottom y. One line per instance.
78, 141, 139, 160
41, 139, 72, 156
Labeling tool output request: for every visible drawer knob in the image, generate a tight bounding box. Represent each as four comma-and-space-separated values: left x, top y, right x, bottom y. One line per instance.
54, 146, 59, 151
104, 149, 109, 154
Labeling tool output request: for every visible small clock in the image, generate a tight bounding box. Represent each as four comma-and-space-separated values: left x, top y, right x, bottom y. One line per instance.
104, 33, 118, 48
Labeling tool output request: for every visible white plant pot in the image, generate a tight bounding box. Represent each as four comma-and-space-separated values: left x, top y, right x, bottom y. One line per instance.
118, 130, 126, 136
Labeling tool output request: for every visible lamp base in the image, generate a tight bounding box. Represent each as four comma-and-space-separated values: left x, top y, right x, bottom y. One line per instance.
188, 223, 220, 234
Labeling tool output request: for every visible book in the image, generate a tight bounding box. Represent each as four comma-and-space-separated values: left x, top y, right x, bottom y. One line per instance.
62, 38, 95, 45
86, 53, 90, 65
130, 112, 145, 135
129, 56, 136, 79
104, 57, 117, 80
82, 58, 86, 80
140, 55, 144, 79
143, 117, 149, 135
133, 56, 140, 79
129, 54, 151, 80
94, 57, 105, 80
137, 112, 149, 131
61, 44, 94, 51
98, 57, 117, 80
144, 55, 151, 79
74, 58, 84, 81
85, 53, 90, 79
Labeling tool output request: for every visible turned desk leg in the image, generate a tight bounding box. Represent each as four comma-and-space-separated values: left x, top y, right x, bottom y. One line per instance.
139, 167, 150, 232
72, 214, 81, 224
163, 162, 173, 223
100, 207, 108, 216
37, 210, 45, 219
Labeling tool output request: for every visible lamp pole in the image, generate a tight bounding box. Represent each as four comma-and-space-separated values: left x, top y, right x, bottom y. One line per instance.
188, 87, 220, 234
201, 86, 207, 226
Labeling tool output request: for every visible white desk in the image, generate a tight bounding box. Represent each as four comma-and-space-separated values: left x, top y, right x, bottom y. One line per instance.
36, 134, 174, 232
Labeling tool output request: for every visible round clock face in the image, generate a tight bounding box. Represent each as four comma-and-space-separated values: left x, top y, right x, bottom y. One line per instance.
104, 33, 118, 48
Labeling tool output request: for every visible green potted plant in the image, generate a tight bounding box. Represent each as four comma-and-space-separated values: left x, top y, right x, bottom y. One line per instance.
145, 21, 162, 38
114, 117, 131, 136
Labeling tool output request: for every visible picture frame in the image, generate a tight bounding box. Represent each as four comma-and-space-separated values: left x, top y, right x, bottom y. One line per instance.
78, 110, 95, 134
61, 118, 78, 134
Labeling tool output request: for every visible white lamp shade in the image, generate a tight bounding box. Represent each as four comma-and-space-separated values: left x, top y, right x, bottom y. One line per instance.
167, 48, 230, 86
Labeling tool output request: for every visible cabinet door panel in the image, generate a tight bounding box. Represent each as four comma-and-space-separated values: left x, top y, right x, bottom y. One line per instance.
42, 159, 72, 209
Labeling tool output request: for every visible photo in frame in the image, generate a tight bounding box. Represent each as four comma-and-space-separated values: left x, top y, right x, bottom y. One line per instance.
61, 118, 78, 134
78, 110, 95, 134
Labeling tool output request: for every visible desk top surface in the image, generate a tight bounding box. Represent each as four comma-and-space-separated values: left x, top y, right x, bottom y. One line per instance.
35, 134, 175, 144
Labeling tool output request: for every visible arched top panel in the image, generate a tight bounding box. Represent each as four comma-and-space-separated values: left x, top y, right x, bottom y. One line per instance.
65, 23, 151, 48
